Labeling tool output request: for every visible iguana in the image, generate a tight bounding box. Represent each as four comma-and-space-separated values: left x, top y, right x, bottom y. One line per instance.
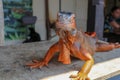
26, 12, 120, 80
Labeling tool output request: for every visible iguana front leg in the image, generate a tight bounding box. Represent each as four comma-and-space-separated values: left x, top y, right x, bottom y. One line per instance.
26, 42, 59, 68
70, 53, 94, 80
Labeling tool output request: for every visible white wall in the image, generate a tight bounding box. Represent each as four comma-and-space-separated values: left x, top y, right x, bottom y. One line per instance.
0, 0, 4, 46
32, 0, 46, 40
61, 0, 76, 13
49, 0, 59, 23
76, 0, 88, 31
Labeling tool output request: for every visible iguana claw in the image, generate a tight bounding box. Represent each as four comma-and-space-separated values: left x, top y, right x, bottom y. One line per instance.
26, 60, 48, 69
70, 72, 90, 80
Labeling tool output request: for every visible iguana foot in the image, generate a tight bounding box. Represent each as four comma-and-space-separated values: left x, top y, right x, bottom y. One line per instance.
26, 60, 48, 69
70, 72, 90, 80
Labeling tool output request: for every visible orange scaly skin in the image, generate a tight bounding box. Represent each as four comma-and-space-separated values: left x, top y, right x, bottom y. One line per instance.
26, 12, 120, 80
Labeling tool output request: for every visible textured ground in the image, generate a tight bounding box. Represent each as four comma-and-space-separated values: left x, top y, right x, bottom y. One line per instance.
0, 41, 120, 80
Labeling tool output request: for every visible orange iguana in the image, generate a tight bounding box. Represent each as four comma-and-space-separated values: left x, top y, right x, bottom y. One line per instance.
26, 12, 120, 80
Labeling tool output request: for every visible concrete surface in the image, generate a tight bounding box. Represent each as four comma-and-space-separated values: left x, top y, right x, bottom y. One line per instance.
0, 0, 4, 46
0, 41, 120, 80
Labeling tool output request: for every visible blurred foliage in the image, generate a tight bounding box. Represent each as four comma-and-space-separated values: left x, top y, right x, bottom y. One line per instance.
3, 0, 32, 41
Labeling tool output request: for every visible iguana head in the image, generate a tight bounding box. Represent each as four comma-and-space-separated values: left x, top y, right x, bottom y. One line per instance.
56, 12, 77, 41
56, 11, 76, 30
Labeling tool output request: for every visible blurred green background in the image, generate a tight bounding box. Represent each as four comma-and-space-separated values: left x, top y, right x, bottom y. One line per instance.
3, 0, 32, 41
